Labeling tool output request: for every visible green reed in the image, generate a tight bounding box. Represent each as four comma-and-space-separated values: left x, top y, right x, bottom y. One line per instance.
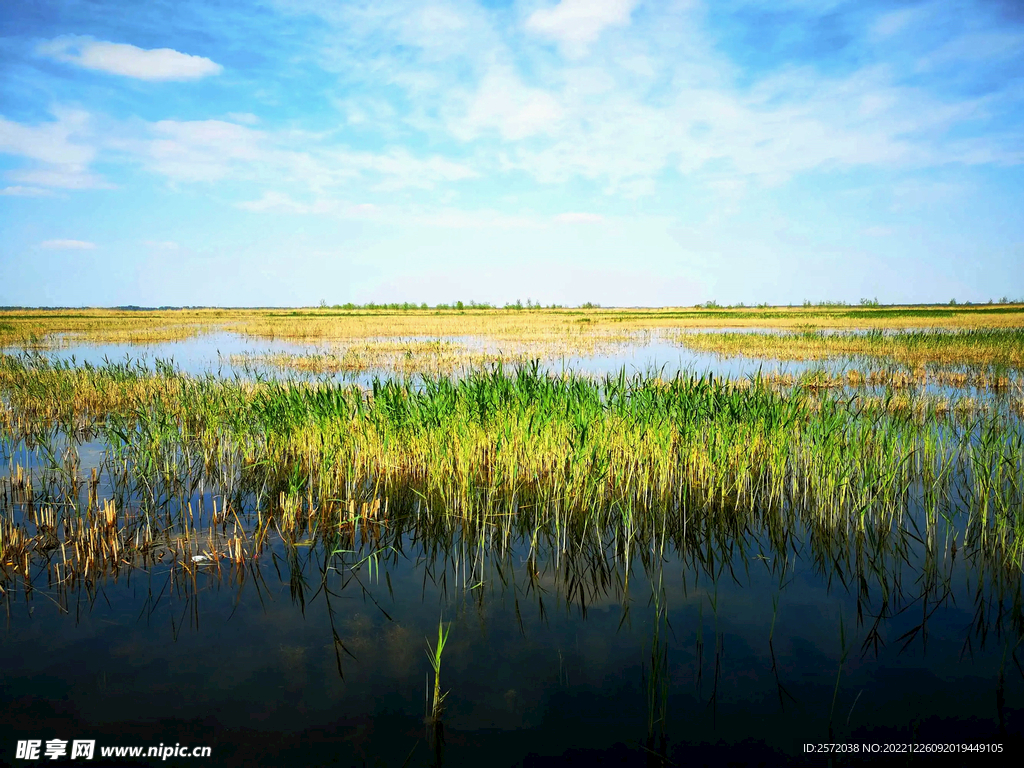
2, 354, 1023, 569
425, 619, 452, 723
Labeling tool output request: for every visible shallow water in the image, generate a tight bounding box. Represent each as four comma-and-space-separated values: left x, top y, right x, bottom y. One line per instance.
4, 330, 1014, 396
1, 336, 1022, 766
3, 333, 315, 378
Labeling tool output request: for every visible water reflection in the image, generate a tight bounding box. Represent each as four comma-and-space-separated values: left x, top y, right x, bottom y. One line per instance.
6, 332, 1020, 405
2, 349, 1022, 764
3, 470, 1022, 765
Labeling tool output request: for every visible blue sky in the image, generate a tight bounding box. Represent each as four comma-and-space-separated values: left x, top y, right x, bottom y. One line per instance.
1, 0, 1022, 307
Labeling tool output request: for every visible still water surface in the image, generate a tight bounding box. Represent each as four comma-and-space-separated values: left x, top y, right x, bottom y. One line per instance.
9, 329, 1012, 387
1, 335, 1021, 766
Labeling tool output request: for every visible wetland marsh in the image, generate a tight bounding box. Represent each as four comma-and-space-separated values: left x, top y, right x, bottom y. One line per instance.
2, 306, 1024, 766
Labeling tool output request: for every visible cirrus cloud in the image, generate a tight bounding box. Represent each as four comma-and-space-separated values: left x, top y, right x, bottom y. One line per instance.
40, 239, 97, 250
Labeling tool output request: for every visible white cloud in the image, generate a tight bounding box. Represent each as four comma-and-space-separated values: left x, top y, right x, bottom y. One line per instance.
139, 120, 264, 181
37, 36, 222, 81
292, 1, 1022, 204
235, 192, 545, 229
0, 108, 94, 166
917, 31, 1024, 71
483, 57, 1012, 194
456, 67, 565, 140
870, 7, 919, 40
385, 3, 1024, 193
555, 212, 604, 223
889, 179, 970, 212
225, 113, 261, 125
237, 191, 328, 214
7, 167, 113, 189
0, 186, 54, 197
405, 207, 544, 229
106, 115, 479, 192
5, 0, 1020, 216
526, 0, 638, 58
863, 225, 896, 237
79, 113, 480, 192
0, 108, 112, 190
40, 239, 97, 250
327, 148, 479, 190
236, 193, 386, 217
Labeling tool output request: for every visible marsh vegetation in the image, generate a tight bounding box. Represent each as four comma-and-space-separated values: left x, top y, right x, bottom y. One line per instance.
1, 306, 1022, 765
3, 303, 1024, 350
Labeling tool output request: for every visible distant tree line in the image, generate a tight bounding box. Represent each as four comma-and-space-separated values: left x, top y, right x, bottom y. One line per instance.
688, 296, 1024, 309
322, 299, 569, 310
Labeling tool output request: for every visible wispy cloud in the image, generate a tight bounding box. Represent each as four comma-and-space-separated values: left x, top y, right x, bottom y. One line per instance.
0, 186, 54, 197
917, 30, 1024, 71
37, 36, 222, 81
2, 0, 1022, 306
526, 0, 639, 58
452, 67, 565, 141
5, 2, 1022, 203
0, 108, 112, 190
236, 191, 339, 215
137, 120, 264, 182
555, 212, 604, 223
235, 191, 555, 230
869, 7, 920, 41
0, 109, 94, 166
282, 0, 1024, 201
863, 225, 896, 237
326, 148, 479, 191
7, 167, 113, 190
40, 239, 97, 250
225, 113, 260, 125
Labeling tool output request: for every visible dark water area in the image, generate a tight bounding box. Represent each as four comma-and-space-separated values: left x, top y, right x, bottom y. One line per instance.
2, 487, 1023, 766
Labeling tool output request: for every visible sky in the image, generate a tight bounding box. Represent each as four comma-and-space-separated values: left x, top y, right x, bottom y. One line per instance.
1, 0, 1022, 307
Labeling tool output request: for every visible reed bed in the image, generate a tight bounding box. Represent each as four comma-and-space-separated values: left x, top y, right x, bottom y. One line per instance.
4, 305, 1024, 351
0, 309, 217, 348
231, 343, 549, 378
229, 333, 639, 377
0, 470, 248, 598
235, 348, 1021, 390
702, 367, 1019, 394
227, 305, 1024, 344
674, 328, 1024, 368
5, 348, 1024, 753
0, 356, 193, 424
1, 353, 1022, 590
